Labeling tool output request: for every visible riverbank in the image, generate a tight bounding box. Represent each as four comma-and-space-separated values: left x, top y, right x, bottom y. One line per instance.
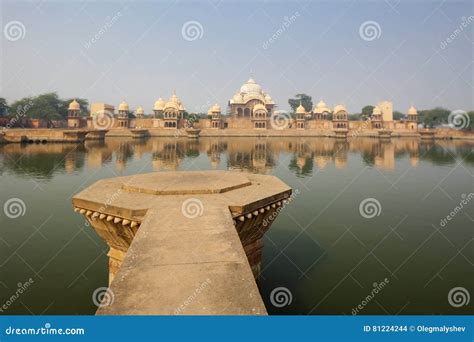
1, 127, 472, 143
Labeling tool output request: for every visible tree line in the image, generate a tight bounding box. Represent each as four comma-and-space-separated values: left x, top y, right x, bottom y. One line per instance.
0, 93, 88, 120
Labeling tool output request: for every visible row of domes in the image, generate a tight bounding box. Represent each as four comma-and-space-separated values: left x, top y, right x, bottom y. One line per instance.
296, 101, 347, 114
68, 98, 418, 116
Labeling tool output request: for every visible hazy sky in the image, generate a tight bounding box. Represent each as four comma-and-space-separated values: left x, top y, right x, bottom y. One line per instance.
1, 0, 473, 113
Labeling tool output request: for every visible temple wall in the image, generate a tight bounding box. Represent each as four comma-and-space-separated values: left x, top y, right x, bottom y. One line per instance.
134, 118, 154, 128
306, 120, 332, 130
225, 118, 256, 129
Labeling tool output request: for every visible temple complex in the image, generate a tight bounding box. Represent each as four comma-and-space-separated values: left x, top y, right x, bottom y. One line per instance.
63, 78, 422, 136
3, 77, 468, 142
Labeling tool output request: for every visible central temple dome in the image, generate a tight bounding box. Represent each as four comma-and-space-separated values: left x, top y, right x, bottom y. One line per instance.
240, 78, 262, 94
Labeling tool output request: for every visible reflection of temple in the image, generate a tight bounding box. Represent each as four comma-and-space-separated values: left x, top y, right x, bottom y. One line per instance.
227, 140, 275, 173
151, 140, 185, 170
2, 137, 471, 176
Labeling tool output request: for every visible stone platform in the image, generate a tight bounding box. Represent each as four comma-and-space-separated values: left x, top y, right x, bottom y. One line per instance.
72, 171, 292, 315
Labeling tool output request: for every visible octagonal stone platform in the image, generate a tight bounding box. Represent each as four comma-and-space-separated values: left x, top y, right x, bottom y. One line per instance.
72, 171, 292, 315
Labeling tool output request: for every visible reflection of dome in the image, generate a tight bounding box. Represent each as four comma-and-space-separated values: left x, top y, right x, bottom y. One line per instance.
154, 98, 165, 111
68, 99, 80, 111
315, 156, 329, 170
118, 101, 129, 111
253, 103, 267, 113
408, 106, 417, 115
372, 106, 381, 115
240, 78, 262, 94
333, 104, 347, 114
296, 104, 306, 114
136, 106, 144, 115
210, 103, 221, 113
313, 99, 331, 113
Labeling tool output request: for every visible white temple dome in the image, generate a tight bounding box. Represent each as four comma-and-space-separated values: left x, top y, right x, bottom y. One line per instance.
232, 93, 243, 103
296, 104, 306, 114
118, 101, 129, 111
408, 106, 417, 115
68, 99, 80, 111
210, 103, 221, 113
313, 99, 330, 113
135, 106, 144, 115
154, 98, 165, 111
170, 92, 180, 104
240, 78, 262, 94
333, 104, 347, 114
264, 93, 273, 103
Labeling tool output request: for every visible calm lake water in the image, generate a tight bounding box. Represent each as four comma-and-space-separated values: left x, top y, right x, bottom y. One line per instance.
0, 137, 472, 315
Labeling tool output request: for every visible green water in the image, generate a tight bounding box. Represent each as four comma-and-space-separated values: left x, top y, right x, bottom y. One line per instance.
0, 137, 472, 315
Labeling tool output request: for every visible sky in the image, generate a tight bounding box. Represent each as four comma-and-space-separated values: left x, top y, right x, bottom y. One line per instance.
1, 0, 473, 114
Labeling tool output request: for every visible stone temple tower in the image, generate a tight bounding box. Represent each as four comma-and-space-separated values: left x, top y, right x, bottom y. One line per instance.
67, 99, 81, 128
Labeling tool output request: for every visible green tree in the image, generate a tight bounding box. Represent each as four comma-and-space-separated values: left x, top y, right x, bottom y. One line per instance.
0, 97, 8, 116
361, 105, 374, 118
468, 111, 474, 129
348, 113, 362, 121
9, 93, 89, 120
288, 94, 312, 113
393, 111, 405, 120
419, 107, 450, 128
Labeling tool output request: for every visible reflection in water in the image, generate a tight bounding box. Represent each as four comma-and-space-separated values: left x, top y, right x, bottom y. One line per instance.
1, 137, 472, 177
1, 136, 472, 316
